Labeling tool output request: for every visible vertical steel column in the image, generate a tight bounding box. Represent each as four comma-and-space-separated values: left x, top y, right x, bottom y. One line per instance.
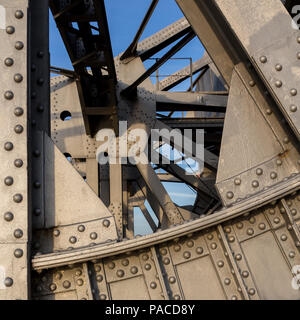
0, 0, 29, 300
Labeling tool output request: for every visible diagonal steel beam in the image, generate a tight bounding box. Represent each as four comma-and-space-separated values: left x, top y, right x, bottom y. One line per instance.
121, 30, 195, 96
121, 0, 159, 60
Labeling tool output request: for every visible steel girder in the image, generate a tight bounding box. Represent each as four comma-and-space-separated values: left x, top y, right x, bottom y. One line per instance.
0, 0, 299, 300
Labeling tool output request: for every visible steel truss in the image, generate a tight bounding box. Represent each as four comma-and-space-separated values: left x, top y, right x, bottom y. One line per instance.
0, 0, 299, 300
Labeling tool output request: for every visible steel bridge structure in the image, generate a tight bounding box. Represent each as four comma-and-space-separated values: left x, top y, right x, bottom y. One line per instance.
0, 0, 299, 300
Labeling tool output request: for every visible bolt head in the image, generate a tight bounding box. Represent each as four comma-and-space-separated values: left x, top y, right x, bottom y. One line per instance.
4, 58, 14, 67
13, 193, 23, 203
130, 266, 138, 274
270, 172, 277, 179
78, 225, 85, 232
226, 191, 234, 199
4, 212, 14, 222
33, 208, 41, 216
15, 41, 24, 50
90, 232, 98, 240
15, 10, 24, 19
252, 180, 259, 188
4, 91, 14, 100
69, 236, 77, 244
150, 281, 157, 289
4, 176, 13, 187
14, 229, 23, 239
14, 107, 24, 117
290, 105, 297, 112
49, 283, 57, 291
260, 56, 267, 63
4, 277, 13, 287
116, 270, 125, 278
63, 280, 71, 289
291, 88, 297, 96
14, 248, 23, 258
256, 168, 263, 176
6, 26, 15, 34
34, 181, 41, 188
14, 125, 23, 134
275, 64, 282, 71
102, 219, 110, 228
275, 80, 282, 88
234, 178, 241, 186
14, 74, 23, 83
4, 142, 13, 151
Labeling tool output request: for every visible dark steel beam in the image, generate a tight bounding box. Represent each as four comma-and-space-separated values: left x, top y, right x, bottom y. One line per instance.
121, 30, 196, 97
121, 0, 159, 60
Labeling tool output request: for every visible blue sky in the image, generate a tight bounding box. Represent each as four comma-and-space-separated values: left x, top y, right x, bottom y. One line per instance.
49, 0, 203, 235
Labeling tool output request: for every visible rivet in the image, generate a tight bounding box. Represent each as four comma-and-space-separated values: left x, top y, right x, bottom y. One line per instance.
290, 88, 297, 96
183, 251, 191, 259
69, 236, 77, 244
235, 254, 242, 261
226, 191, 234, 199
96, 275, 103, 282
224, 227, 231, 233
53, 230, 60, 237
6, 26, 15, 34
15, 10, 24, 19
14, 229, 23, 239
15, 41, 24, 50
163, 257, 170, 265
94, 265, 101, 272
269, 208, 275, 215
4, 212, 14, 222
283, 137, 289, 144
90, 232, 97, 240
258, 223, 266, 230
224, 278, 231, 285
270, 172, 277, 180
289, 251, 295, 258
13, 194, 23, 203
150, 281, 157, 289
231, 296, 238, 300
274, 217, 280, 224
76, 279, 84, 286
249, 80, 255, 87
173, 244, 181, 252
249, 217, 256, 224
49, 283, 57, 291
291, 208, 297, 216
4, 176, 13, 186
142, 254, 149, 261
4, 91, 14, 100
275, 80, 282, 88
266, 108, 272, 115
103, 219, 110, 228
290, 105, 298, 112
236, 222, 243, 229
14, 74, 23, 83
256, 168, 263, 176
247, 228, 254, 236
207, 234, 213, 240
63, 280, 71, 289
14, 125, 23, 134
5, 277, 13, 287
131, 266, 138, 274
33, 150, 41, 157
234, 178, 241, 186
275, 64, 282, 71
248, 288, 256, 296
37, 51, 44, 58
14, 107, 24, 117
37, 78, 44, 85
108, 262, 115, 269
297, 36, 300, 44
242, 271, 249, 278
196, 247, 203, 255
169, 276, 176, 284
260, 56, 267, 63
217, 260, 224, 268
145, 263, 152, 271
187, 240, 194, 248
4, 58, 14, 67
228, 236, 235, 242
100, 294, 107, 300
280, 234, 287, 241
276, 159, 282, 166
211, 243, 217, 249
78, 225, 85, 232
121, 259, 129, 267
252, 180, 259, 188
160, 248, 167, 255
33, 208, 41, 216
4, 142, 13, 151
14, 248, 23, 258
